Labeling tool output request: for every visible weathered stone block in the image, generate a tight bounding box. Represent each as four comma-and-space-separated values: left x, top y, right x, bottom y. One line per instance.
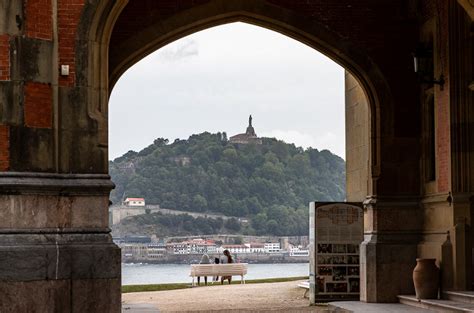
9, 126, 54, 172
0, 278, 121, 313
0, 280, 71, 313
0, 81, 23, 125
58, 87, 108, 174
0, 194, 109, 229
361, 237, 417, 302
72, 278, 122, 313
0, 234, 120, 282
0, 1, 23, 35
10, 37, 53, 83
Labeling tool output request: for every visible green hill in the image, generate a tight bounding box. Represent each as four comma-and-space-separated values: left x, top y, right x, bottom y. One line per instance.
109, 132, 345, 236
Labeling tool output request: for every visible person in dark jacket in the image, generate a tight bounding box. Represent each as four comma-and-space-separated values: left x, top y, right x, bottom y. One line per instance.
221, 249, 233, 285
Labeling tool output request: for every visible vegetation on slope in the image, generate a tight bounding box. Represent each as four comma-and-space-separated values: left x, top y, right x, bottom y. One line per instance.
110, 132, 345, 236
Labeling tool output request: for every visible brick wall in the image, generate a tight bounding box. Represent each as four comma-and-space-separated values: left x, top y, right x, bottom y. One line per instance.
0, 35, 9, 81
25, 0, 53, 40
419, 0, 451, 193
58, 0, 85, 86
436, 1, 451, 193
24, 82, 52, 128
0, 125, 9, 171
0, 0, 458, 185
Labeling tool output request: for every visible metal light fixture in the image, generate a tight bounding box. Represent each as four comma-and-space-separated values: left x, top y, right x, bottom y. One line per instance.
413, 46, 445, 87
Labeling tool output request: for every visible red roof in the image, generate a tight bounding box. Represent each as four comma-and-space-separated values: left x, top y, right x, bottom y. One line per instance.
222, 245, 248, 248
177, 239, 216, 246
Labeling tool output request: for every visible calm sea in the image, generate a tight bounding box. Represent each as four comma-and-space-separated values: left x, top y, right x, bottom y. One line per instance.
122, 263, 309, 285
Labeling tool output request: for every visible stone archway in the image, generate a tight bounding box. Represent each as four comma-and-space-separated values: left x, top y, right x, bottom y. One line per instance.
11, 0, 474, 311
80, 0, 386, 187
82, 0, 391, 304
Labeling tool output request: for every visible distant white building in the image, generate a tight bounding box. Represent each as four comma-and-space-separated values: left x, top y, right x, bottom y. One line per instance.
121, 243, 148, 260
168, 242, 188, 255
264, 242, 281, 253
109, 198, 163, 226
219, 244, 250, 254
168, 239, 217, 255
147, 243, 167, 259
289, 246, 309, 257
120, 242, 167, 260
247, 243, 265, 253
123, 197, 145, 206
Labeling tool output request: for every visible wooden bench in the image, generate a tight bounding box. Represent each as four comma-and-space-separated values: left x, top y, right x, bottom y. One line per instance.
298, 281, 310, 298
190, 263, 248, 286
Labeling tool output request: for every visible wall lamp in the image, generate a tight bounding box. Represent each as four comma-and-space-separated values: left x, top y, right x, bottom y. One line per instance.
413, 47, 445, 87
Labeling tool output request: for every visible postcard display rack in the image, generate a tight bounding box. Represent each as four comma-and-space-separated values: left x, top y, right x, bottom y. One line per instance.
309, 202, 363, 302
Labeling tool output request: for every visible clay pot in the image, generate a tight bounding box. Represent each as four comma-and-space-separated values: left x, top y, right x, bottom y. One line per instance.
413, 258, 439, 299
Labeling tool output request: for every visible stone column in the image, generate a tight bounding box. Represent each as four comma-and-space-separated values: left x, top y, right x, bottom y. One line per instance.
0, 173, 121, 312
360, 196, 420, 302
449, 0, 474, 291
345, 71, 370, 203
345, 70, 421, 302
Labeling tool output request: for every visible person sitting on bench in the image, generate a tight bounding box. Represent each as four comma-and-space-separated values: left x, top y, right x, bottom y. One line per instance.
221, 249, 233, 285
213, 257, 220, 282
197, 253, 210, 285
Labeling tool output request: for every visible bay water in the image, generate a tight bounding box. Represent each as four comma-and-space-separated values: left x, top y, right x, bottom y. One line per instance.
122, 263, 309, 285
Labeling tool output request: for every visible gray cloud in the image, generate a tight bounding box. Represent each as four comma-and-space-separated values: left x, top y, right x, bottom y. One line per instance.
159, 39, 199, 61
110, 23, 345, 160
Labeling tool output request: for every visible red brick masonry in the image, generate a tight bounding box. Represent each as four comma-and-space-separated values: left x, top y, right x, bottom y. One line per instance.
0, 35, 9, 81
25, 0, 53, 40
58, 0, 85, 86
0, 125, 9, 171
24, 82, 52, 128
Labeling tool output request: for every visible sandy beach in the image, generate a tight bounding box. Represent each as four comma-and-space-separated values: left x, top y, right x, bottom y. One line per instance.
122, 280, 326, 312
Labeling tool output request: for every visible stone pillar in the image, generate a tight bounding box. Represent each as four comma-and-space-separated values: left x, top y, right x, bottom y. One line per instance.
345, 71, 421, 302
360, 196, 420, 302
345, 71, 370, 203
449, 0, 474, 291
0, 173, 121, 312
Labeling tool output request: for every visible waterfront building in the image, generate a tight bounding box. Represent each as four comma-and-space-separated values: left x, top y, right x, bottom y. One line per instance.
123, 197, 146, 206
168, 238, 217, 254
247, 243, 265, 253
147, 243, 167, 259
120, 241, 167, 260
110, 202, 161, 225
121, 243, 148, 260
219, 244, 251, 254
289, 246, 310, 257
264, 242, 281, 253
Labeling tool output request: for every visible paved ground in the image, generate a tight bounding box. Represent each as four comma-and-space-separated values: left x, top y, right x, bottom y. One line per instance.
329, 301, 432, 312
122, 280, 326, 312
122, 281, 436, 313
122, 303, 160, 313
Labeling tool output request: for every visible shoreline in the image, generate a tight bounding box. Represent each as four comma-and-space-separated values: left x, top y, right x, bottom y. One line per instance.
122, 276, 309, 293
122, 259, 309, 265
122, 262, 309, 286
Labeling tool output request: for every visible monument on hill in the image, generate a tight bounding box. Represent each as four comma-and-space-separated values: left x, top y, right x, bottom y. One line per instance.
229, 115, 263, 145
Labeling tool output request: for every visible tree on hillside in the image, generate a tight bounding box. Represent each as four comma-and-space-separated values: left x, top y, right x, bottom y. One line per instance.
110, 132, 344, 236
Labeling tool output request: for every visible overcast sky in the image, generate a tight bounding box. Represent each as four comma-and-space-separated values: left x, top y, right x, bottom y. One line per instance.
109, 22, 345, 160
